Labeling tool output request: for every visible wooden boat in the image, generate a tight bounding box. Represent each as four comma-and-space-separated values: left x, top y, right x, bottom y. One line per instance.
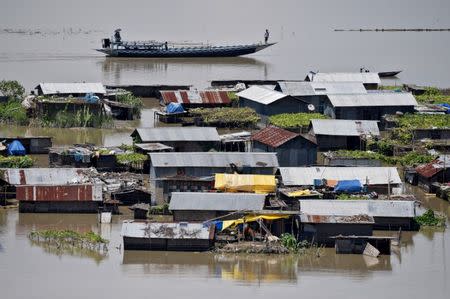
378, 70, 402, 77
96, 30, 275, 58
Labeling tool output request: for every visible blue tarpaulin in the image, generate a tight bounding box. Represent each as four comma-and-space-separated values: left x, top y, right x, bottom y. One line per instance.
438, 103, 450, 114
165, 102, 185, 114
84, 93, 100, 103
334, 179, 362, 193
7, 140, 26, 156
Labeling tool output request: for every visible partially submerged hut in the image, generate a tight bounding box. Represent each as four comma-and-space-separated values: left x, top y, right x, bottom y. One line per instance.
35, 82, 106, 97
169, 192, 266, 222
305, 72, 381, 90
237, 86, 308, 119
299, 200, 416, 230
131, 127, 220, 152
160, 90, 232, 108
251, 126, 317, 166
275, 81, 367, 113
309, 119, 380, 150
121, 220, 215, 251
323, 92, 417, 120
415, 155, 450, 192
279, 166, 402, 194
149, 152, 279, 202
0, 136, 52, 154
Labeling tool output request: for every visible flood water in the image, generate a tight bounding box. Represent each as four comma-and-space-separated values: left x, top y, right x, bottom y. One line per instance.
1, 0, 450, 298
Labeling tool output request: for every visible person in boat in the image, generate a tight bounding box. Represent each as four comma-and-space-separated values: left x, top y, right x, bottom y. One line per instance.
165, 41, 168, 50
264, 29, 270, 43
114, 29, 122, 43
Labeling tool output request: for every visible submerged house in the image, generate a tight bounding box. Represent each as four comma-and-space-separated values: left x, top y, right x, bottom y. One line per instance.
309, 119, 380, 150
415, 155, 450, 192
149, 152, 279, 202
121, 220, 215, 251
160, 90, 232, 108
35, 82, 106, 97
131, 127, 220, 152
0, 136, 52, 154
323, 92, 417, 120
305, 72, 381, 90
236, 86, 308, 119
0, 168, 102, 213
275, 81, 367, 113
299, 200, 417, 230
279, 166, 402, 194
169, 192, 266, 222
299, 214, 374, 246
251, 126, 317, 166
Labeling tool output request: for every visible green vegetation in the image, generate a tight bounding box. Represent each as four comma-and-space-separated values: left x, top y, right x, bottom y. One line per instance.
337, 193, 367, 200
227, 91, 238, 103
190, 107, 260, 127
280, 233, 310, 253
397, 114, 450, 130
330, 150, 436, 167
0, 156, 34, 168
0, 100, 29, 125
414, 209, 446, 227
149, 203, 170, 215
116, 153, 147, 165
116, 92, 143, 116
415, 87, 450, 105
268, 113, 329, 129
0, 80, 25, 99
28, 230, 109, 253
119, 143, 134, 151
378, 85, 403, 91
37, 106, 113, 128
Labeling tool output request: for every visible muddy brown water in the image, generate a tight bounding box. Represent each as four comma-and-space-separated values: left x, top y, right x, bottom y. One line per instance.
0, 188, 449, 299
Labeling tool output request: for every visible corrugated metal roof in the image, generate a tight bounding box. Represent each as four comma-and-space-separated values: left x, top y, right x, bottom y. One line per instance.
132, 127, 220, 142
299, 213, 375, 224
311, 119, 380, 136
251, 126, 300, 148
149, 152, 279, 168
415, 155, 450, 178
121, 221, 212, 239
160, 90, 231, 105
279, 166, 402, 186
299, 200, 416, 218
277, 81, 367, 96
37, 83, 106, 95
306, 72, 381, 84
134, 143, 174, 152
327, 92, 417, 107
0, 168, 90, 185
236, 85, 288, 105
169, 192, 266, 211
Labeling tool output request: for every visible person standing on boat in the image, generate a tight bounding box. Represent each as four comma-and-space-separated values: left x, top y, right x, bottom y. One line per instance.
264, 29, 270, 43
165, 41, 168, 50
114, 29, 122, 43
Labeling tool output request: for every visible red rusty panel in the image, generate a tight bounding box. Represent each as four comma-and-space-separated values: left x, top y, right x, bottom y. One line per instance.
251, 126, 300, 148
161, 90, 231, 105
16, 185, 95, 202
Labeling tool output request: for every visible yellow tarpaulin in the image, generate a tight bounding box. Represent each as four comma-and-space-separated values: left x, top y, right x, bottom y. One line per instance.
214, 173, 276, 194
221, 214, 290, 231
287, 189, 311, 197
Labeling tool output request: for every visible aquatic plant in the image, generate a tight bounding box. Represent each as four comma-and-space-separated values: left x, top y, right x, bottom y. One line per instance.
0, 156, 34, 168
116, 153, 147, 165
280, 233, 310, 253
37, 106, 113, 128
0, 80, 25, 100
28, 229, 109, 254
116, 92, 143, 116
330, 150, 436, 167
414, 209, 446, 228
268, 113, 329, 129
415, 87, 450, 105
149, 203, 170, 215
190, 107, 260, 127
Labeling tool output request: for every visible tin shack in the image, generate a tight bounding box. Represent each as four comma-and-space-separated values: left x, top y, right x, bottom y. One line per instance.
169, 192, 266, 222
304, 72, 381, 90
251, 126, 317, 166
415, 155, 450, 192
149, 152, 279, 202
121, 220, 215, 251
275, 81, 367, 113
131, 127, 220, 152
160, 90, 232, 108
309, 119, 380, 150
279, 166, 402, 195
237, 86, 308, 119
323, 92, 417, 121
35, 82, 106, 97
299, 200, 416, 230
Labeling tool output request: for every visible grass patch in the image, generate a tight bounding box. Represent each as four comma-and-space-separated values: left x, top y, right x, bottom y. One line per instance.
190, 107, 260, 128
0, 156, 34, 168
269, 113, 329, 129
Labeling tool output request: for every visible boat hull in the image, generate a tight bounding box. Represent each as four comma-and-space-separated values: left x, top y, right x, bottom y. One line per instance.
97, 43, 275, 58
378, 71, 402, 77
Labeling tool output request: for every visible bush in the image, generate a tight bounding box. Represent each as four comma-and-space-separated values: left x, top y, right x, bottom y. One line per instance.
116, 153, 147, 165
116, 92, 143, 116
38, 106, 113, 128
414, 209, 446, 227
0, 80, 25, 100
0, 100, 29, 125
0, 156, 34, 168
269, 113, 329, 129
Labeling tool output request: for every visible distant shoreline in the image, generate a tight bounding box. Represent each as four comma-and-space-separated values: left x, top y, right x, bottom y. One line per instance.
335, 28, 450, 32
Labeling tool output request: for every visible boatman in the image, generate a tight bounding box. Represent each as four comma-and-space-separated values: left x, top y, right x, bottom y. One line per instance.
114, 29, 122, 43
264, 29, 270, 43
